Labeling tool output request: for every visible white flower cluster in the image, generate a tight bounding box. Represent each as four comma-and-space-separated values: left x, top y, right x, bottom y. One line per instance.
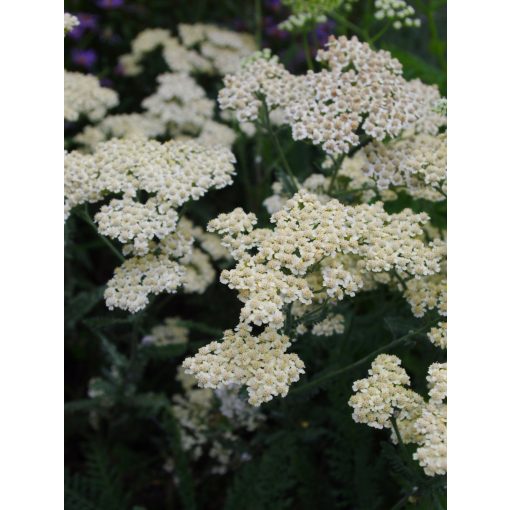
64, 71, 119, 122
349, 354, 423, 429
178, 23, 257, 76
374, 0, 421, 29
427, 321, 447, 350
103, 218, 222, 313
209, 191, 443, 331
64, 12, 79, 35
184, 190, 444, 403
404, 271, 446, 319
64, 137, 235, 223
218, 50, 301, 123
363, 133, 447, 201
183, 326, 305, 406
118, 29, 211, 76
119, 25, 255, 78
219, 36, 444, 157
311, 313, 345, 336
171, 368, 264, 474
142, 317, 189, 346
65, 138, 235, 311
279, 13, 327, 32
75, 114, 166, 150
141, 73, 237, 147
349, 355, 446, 477
142, 73, 214, 132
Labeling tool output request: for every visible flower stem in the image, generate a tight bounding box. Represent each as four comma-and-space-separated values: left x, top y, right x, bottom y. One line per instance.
80, 206, 125, 263
290, 323, 432, 395
260, 98, 299, 191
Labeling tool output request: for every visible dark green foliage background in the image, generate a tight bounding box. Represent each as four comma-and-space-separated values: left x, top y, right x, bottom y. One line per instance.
65, 1, 446, 508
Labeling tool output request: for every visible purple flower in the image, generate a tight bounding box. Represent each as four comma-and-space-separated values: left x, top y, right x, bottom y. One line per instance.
314, 19, 336, 48
71, 49, 97, 70
68, 13, 98, 40
96, 0, 124, 9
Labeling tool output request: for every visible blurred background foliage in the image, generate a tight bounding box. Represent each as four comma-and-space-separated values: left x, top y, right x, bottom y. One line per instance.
65, 1, 446, 509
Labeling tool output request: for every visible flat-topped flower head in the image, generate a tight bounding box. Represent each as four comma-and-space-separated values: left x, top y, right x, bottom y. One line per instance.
64, 71, 118, 122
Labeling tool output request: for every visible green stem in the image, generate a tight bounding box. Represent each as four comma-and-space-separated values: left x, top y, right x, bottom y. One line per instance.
291, 324, 430, 395
80, 206, 125, 263
370, 21, 392, 43
254, 0, 262, 48
331, 12, 372, 44
327, 155, 345, 193
302, 32, 314, 70
260, 98, 299, 191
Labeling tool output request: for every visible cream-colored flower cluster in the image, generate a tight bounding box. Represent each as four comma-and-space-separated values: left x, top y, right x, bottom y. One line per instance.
171, 368, 264, 474
178, 24, 257, 76
349, 355, 446, 476
184, 190, 444, 403
279, 13, 327, 32
103, 218, 223, 313
64, 137, 235, 223
119, 25, 255, 78
64, 71, 119, 122
219, 36, 444, 157
142, 317, 189, 346
363, 133, 447, 201
311, 313, 346, 336
183, 326, 305, 406
349, 354, 423, 429
289, 36, 433, 155
142, 73, 214, 133
64, 13, 79, 35
374, 0, 421, 29
65, 138, 235, 311
218, 50, 301, 123
75, 113, 166, 150
209, 191, 443, 331
427, 321, 447, 350
140, 73, 237, 148
118, 28, 211, 76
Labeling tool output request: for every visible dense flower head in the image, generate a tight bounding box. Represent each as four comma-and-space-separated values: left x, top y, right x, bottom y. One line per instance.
65, 138, 235, 311
349, 354, 423, 429
142, 317, 189, 346
219, 36, 444, 157
374, 0, 421, 29
103, 217, 223, 313
349, 356, 446, 477
363, 133, 447, 201
218, 50, 301, 123
64, 137, 236, 222
278, 13, 327, 32
183, 326, 305, 406
209, 190, 443, 330
64, 71, 118, 122
105, 255, 185, 312
178, 23, 257, 75
310, 313, 345, 336
428, 321, 447, 349
142, 72, 215, 134
289, 36, 428, 155
119, 25, 255, 78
